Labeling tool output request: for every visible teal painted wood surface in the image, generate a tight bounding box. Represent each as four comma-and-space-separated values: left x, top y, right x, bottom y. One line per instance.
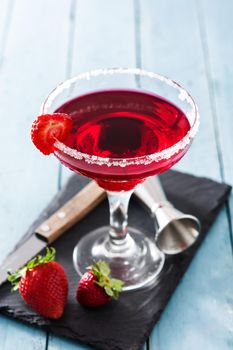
0, 1, 232, 350
198, 0, 233, 252
0, 0, 14, 65
0, 0, 71, 348
138, 0, 233, 349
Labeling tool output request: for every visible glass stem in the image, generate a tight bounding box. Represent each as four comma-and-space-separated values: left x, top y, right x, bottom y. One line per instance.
107, 190, 134, 246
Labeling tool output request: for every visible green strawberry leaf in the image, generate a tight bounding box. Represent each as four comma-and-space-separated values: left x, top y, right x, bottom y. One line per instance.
97, 261, 111, 276
91, 260, 124, 301
104, 286, 114, 297
7, 247, 56, 291
111, 278, 124, 292
25, 247, 55, 270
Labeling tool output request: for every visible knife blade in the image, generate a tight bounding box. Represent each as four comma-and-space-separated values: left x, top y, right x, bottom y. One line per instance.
0, 181, 106, 286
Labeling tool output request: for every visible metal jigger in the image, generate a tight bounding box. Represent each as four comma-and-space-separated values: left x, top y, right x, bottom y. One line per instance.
134, 176, 200, 255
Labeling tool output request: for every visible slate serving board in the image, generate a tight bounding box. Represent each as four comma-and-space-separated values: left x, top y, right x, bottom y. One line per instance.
0, 170, 231, 350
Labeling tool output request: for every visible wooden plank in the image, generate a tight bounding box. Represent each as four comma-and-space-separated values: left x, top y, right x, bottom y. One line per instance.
138, 0, 233, 349
0, 0, 71, 349
48, 337, 94, 350
0, 0, 71, 262
197, 0, 233, 251
138, 0, 220, 180
0, 0, 14, 59
60, 0, 137, 185
70, 0, 136, 72
197, 0, 233, 185
0, 316, 46, 350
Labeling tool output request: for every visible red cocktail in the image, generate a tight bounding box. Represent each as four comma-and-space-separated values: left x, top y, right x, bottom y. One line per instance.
39, 68, 199, 290
54, 89, 191, 191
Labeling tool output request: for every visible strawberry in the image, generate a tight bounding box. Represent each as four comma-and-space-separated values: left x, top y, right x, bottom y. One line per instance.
31, 113, 72, 155
76, 261, 124, 307
8, 247, 68, 319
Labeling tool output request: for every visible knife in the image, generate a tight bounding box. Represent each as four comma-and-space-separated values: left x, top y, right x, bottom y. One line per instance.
0, 181, 106, 286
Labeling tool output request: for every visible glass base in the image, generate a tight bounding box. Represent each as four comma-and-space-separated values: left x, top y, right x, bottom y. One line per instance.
73, 226, 165, 291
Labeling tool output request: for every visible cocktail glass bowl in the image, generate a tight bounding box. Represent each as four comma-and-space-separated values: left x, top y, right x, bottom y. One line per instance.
41, 68, 199, 291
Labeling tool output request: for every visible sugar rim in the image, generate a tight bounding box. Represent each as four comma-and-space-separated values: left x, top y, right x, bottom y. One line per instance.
41, 68, 199, 167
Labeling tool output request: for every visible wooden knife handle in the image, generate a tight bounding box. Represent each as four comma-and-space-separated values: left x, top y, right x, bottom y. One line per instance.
35, 181, 106, 244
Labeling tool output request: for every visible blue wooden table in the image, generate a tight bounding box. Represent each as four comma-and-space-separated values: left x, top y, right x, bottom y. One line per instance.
1, 1, 233, 349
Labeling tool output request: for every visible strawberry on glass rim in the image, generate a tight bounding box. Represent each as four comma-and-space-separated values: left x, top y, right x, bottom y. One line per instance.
31, 113, 72, 155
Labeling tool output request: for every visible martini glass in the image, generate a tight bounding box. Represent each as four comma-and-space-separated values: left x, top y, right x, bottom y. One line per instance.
41, 68, 199, 291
